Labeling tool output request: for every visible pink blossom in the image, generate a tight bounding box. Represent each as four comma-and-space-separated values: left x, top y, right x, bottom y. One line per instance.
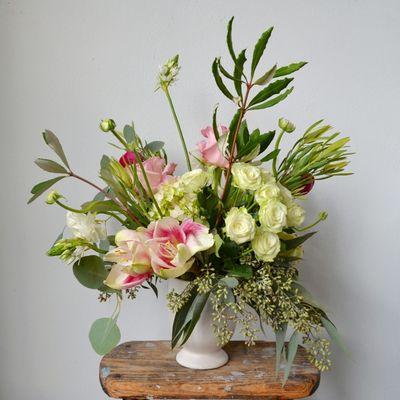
197, 126, 229, 168
146, 217, 214, 278
119, 151, 138, 167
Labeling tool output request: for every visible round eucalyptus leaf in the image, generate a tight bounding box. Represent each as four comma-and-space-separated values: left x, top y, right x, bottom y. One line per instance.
73, 255, 107, 289
89, 318, 121, 355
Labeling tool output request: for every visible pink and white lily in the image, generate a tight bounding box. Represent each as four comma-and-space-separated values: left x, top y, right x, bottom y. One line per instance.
104, 229, 153, 290
146, 218, 214, 278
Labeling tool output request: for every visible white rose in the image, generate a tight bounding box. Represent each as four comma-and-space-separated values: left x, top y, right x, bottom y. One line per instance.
224, 207, 256, 244
259, 199, 287, 233
277, 183, 293, 206
261, 169, 275, 184
231, 163, 262, 191
66, 212, 107, 242
286, 202, 306, 227
180, 169, 210, 192
251, 228, 281, 262
254, 182, 282, 205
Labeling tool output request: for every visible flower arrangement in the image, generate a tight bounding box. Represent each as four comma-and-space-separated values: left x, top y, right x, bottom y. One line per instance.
29, 18, 352, 381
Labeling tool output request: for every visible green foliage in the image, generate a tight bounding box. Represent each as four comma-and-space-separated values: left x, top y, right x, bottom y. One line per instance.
42, 130, 70, 168
283, 331, 300, 385
212, 58, 234, 101
28, 176, 66, 204
251, 27, 273, 78
275, 324, 288, 373
233, 49, 246, 97
274, 62, 307, 78
34, 158, 68, 174
73, 255, 108, 289
249, 87, 294, 110
89, 318, 121, 355
281, 232, 316, 251
248, 78, 293, 108
197, 187, 221, 229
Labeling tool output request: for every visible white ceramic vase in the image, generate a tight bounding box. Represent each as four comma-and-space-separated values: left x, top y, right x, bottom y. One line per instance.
169, 278, 233, 370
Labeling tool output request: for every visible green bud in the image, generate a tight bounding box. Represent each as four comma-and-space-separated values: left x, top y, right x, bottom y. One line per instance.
278, 118, 296, 133
319, 211, 328, 221
46, 190, 62, 205
157, 54, 180, 90
100, 119, 116, 132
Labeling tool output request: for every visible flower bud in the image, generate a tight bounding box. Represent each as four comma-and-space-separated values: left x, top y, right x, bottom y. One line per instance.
298, 173, 315, 195
157, 55, 180, 90
46, 190, 62, 205
278, 118, 296, 133
100, 119, 116, 132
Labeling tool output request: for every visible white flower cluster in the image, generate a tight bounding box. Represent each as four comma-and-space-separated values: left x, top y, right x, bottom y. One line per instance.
224, 163, 306, 262
157, 55, 180, 89
151, 169, 210, 221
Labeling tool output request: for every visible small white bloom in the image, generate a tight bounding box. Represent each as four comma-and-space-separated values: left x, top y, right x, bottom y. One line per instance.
224, 207, 256, 244
180, 169, 210, 192
286, 202, 306, 227
66, 212, 107, 242
254, 182, 282, 205
259, 199, 287, 233
231, 162, 263, 191
251, 227, 281, 262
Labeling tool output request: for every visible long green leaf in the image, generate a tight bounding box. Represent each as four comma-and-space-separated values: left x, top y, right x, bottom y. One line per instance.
274, 61, 307, 78
260, 148, 280, 163
282, 231, 316, 251
212, 58, 234, 101
254, 64, 277, 86
249, 87, 294, 110
248, 78, 293, 108
234, 49, 246, 97
34, 158, 68, 174
42, 130, 70, 168
212, 106, 219, 141
251, 27, 273, 78
321, 316, 350, 355
283, 330, 300, 385
228, 109, 241, 148
275, 324, 287, 373
292, 282, 327, 311
28, 176, 66, 204
226, 17, 236, 61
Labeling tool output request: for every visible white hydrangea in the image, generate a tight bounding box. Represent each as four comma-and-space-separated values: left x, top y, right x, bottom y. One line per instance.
66, 212, 107, 243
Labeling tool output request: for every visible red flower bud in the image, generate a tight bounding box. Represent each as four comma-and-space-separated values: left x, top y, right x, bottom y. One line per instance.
299, 173, 315, 195
119, 151, 138, 167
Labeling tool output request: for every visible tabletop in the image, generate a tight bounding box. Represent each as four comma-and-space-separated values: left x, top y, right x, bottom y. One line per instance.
99, 341, 320, 400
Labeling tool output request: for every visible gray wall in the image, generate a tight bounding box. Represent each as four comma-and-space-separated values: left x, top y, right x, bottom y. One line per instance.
1, 1, 399, 399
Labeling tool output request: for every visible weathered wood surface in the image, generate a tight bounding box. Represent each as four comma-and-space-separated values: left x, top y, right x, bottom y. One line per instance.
100, 341, 320, 400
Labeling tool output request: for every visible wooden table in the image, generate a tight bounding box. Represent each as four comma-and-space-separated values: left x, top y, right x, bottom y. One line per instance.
100, 341, 320, 399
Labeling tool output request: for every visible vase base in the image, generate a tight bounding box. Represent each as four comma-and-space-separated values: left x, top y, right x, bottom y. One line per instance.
176, 347, 229, 370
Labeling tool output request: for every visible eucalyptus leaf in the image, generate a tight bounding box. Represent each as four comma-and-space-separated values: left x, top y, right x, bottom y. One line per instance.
145, 141, 164, 153
73, 255, 108, 289
212, 58, 234, 101
249, 87, 294, 110
42, 130, 70, 168
123, 124, 135, 144
220, 276, 239, 288
274, 61, 307, 78
214, 233, 223, 257
275, 324, 288, 373
89, 318, 121, 355
225, 263, 253, 279
28, 176, 66, 204
34, 158, 68, 174
251, 27, 273, 77
283, 330, 300, 385
248, 78, 293, 108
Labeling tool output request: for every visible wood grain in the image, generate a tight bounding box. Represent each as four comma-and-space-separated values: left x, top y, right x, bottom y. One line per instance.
99, 341, 320, 399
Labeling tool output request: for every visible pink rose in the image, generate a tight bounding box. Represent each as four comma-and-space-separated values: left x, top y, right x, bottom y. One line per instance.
146, 217, 214, 278
119, 153, 177, 193
140, 157, 177, 193
104, 229, 153, 289
197, 125, 229, 168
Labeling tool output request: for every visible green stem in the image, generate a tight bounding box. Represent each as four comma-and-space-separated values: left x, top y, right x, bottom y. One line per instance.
110, 130, 129, 151
295, 213, 327, 232
131, 147, 163, 218
272, 129, 285, 177
88, 243, 108, 254
164, 87, 192, 171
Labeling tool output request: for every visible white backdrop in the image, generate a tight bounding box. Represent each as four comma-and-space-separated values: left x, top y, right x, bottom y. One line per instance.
1, 1, 399, 399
